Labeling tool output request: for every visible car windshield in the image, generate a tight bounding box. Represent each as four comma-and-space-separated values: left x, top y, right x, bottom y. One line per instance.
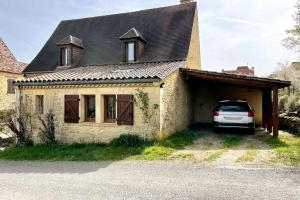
217, 102, 250, 112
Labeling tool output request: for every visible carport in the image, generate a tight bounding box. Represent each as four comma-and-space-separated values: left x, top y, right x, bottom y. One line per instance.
180, 68, 291, 137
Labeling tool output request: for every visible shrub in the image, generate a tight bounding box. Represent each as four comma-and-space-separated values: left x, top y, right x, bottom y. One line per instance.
6, 110, 33, 147
110, 134, 143, 147
285, 95, 299, 113
39, 110, 57, 144
279, 114, 300, 136
279, 95, 288, 113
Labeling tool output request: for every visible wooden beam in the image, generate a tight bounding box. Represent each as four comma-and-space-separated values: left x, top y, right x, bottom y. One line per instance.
181, 69, 291, 89
272, 87, 279, 137
262, 90, 268, 129
263, 90, 273, 132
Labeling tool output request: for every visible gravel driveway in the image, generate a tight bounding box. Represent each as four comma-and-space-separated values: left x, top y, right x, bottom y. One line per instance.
0, 161, 299, 200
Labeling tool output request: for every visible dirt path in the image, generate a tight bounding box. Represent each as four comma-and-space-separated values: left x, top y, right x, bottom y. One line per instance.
172, 129, 278, 166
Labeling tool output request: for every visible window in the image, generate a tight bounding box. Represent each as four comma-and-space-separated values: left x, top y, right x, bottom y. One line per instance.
126, 42, 136, 62
61, 47, 70, 66
7, 78, 15, 94
36, 95, 44, 114
104, 95, 116, 123
85, 95, 95, 122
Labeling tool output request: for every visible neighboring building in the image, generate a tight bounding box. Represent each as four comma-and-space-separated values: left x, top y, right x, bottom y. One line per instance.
222, 66, 255, 76
0, 38, 26, 111
16, 1, 289, 143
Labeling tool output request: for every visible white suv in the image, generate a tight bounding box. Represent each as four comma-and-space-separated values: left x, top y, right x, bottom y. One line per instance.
213, 100, 255, 133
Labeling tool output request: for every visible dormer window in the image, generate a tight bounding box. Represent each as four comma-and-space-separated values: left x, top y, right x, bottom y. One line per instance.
126, 42, 136, 62
61, 47, 70, 66
56, 35, 84, 67
120, 28, 146, 63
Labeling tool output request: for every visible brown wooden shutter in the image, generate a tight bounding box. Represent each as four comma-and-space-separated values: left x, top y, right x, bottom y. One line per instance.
7, 79, 15, 94
64, 95, 80, 123
117, 95, 134, 125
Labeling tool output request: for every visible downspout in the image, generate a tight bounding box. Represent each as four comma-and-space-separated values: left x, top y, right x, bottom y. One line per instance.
159, 82, 165, 140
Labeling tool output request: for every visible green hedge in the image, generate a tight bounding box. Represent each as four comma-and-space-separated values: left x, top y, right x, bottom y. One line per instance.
279, 114, 300, 136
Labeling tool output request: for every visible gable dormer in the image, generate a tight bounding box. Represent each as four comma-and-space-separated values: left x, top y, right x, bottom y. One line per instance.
56, 35, 84, 66
119, 28, 146, 63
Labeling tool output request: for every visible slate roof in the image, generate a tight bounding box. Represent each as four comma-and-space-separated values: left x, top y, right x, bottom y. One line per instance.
23, 2, 196, 73
119, 28, 146, 42
0, 38, 27, 74
17, 61, 184, 85
56, 35, 84, 48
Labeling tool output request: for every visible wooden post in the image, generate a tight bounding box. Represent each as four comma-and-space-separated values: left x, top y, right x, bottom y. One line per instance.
262, 90, 267, 129
272, 87, 279, 138
264, 90, 273, 132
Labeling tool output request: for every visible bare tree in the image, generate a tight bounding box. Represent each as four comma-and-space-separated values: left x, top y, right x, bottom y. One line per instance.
5, 96, 33, 147
283, 0, 300, 52
272, 62, 300, 93
39, 110, 57, 144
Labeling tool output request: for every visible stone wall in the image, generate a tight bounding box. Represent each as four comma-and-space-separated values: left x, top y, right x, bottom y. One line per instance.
185, 5, 201, 70
160, 71, 193, 137
19, 84, 161, 144
0, 72, 23, 111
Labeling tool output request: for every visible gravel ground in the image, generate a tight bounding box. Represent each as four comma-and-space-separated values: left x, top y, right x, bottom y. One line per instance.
174, 129, 287, 165
0, 161, 299, 200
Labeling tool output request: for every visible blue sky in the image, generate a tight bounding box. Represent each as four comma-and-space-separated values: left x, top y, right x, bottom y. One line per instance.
0, 0, 297, 76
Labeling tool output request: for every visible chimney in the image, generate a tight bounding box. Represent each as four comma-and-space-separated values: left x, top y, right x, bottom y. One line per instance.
180, 0, 194, 4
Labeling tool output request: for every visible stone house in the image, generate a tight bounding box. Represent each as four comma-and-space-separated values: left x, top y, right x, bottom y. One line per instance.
17, 1, 200, 143
222, 66, 255, 76
0, 38, 26, 117
16, 1, 290, 143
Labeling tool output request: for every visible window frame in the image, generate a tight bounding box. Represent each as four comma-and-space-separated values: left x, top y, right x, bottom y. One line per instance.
125, 41, 136, 62
84, 95, 96, 122
104, 95, 117, 123
7, 78, 15, 94
60, 47, 70, 66
36, 95, 44, 115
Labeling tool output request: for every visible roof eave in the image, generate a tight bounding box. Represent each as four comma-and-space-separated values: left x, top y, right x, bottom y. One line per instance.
180, 68, 291, 89
15, 78, 161, 87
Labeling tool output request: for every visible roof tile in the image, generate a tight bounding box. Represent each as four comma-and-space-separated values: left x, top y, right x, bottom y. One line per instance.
20, 61, 184, 84
0, 38, 27, 74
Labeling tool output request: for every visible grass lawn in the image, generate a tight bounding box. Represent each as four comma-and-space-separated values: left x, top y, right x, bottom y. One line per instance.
0, 130, 198, 161
265, 134, 300, 166
237, 149, 258, 162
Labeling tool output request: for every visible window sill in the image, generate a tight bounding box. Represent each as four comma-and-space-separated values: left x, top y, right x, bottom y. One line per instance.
66, 122, 118, 127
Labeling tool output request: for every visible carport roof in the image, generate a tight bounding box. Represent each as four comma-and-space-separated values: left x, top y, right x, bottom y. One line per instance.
180, 68, 291, 89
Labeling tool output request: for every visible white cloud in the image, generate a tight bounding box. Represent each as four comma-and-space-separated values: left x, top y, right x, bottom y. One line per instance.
218, 17, 270, 28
